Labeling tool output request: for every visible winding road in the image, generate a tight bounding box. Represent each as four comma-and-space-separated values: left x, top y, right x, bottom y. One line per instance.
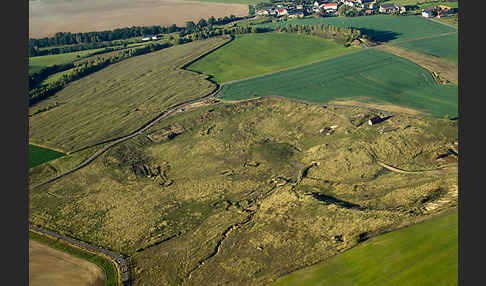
29, 223, 130, 285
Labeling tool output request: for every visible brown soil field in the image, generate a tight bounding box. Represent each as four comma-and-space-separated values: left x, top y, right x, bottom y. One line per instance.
29, 240, 104, 286
29, 0, 248, 38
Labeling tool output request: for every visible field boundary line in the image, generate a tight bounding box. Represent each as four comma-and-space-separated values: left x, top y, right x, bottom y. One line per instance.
219, 46, 367, 86
388, 31, 457, 46
29, 224, 130, 286
416, 15, 458, 30
377, 161, 452, 174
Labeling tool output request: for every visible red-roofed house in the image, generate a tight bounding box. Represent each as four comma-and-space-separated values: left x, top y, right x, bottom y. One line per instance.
320, 2, 338, 11
277, 8, 289, 16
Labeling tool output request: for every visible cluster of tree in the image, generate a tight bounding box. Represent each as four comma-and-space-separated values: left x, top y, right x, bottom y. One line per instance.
30, 15, 246, 50
29, 39, 138, 57
183, 15, 243, 34
337, 4, 361, 17
29, 63, 74, 90
273, 23, 362, 45
29, 25, 181, 48
29, 42, 172, 106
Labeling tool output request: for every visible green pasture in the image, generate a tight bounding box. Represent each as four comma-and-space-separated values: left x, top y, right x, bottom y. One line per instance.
187, 33, 360, 83
269, 209, 458, 286
29, 144, 65, 168
397, 33, 458, 62
29, 48, 105, 74
261, 15, 456, 43
219, 49, 457, 118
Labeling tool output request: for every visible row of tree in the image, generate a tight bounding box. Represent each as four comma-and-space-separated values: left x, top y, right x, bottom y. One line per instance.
29, 42, 172, 106
273, 23, 362, 45
29, 15, 245, 49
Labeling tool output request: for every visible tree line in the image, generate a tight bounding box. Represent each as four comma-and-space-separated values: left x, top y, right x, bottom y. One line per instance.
29, 15, 245, 50
30, 22, 363, 106
29, 42, 172, 106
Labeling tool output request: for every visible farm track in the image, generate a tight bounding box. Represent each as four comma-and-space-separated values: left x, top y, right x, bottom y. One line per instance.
377, 161, 455, 175
389, 31, 457, 45
29, 224, 130, 286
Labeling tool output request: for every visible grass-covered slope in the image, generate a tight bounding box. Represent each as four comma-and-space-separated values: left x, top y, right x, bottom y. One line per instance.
28, 36, 230, 153
29, 144, 66, 168
29, 97, 458, 285
187, 33, 360, 83
219, 49, 457, 118
261, 15, 456, 43
396, 33, 458, 63
29, 49, 105, 74
270, 209, 458, 286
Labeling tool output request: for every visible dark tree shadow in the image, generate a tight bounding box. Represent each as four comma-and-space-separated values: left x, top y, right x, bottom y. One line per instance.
352, 27, 401, 43
311, 192, 364, 210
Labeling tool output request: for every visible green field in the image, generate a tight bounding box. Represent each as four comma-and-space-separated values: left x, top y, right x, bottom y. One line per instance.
270, 209, 458, 286
29, 144, 65, 168
29, 36, 229, 152
261, 15, 456, 43
396, 33, 458, 63
29, 49, 105, 74
187, 33, 360, 83
219, 49, 457, 118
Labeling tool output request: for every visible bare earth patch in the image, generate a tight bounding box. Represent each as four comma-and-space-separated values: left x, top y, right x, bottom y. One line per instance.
375, 44, 458, 85
29, 0, 248, 38
29, 240, 104, 286
328, 99, 422, 115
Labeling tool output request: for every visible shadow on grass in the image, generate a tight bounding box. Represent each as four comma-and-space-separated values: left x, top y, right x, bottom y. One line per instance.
353, 28, 401, 43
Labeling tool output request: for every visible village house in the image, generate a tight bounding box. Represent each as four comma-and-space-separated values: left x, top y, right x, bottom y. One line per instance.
368, 116, 383, 126
320, 2, 338, 11
289, 11, 305, 18
379, 3, 406, 14
421, 7, 436, 18
277, 8, 289, 16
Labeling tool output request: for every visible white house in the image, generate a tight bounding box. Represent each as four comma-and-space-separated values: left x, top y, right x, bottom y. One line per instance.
141, 37, 151, 41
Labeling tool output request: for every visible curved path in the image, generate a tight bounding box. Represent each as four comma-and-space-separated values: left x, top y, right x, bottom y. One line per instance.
377, 161, 454, 175
29, 223, 130, 285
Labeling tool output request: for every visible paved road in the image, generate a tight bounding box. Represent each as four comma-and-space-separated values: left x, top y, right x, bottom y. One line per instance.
29, 224, 130, 285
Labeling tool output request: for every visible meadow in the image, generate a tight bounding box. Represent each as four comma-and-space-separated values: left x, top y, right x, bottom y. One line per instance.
261, 15, 456, 43
396, 33, 458, 63
29, 144, 66, 168
28, 36, 229, 153
219, 49, 458, 118
187, 33, 360, 83
29, 97, 458, 285
29, 49, 105, 74
269, 209, 457, 286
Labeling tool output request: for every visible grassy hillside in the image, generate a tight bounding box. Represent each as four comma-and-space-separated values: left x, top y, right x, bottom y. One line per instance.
29, 49, 105, 74
219, 49, 457, 118
261, 15, 456, 43
29, 144, 65, 168
396, 33, 458, 63
187, 33, 360, 83
29, 97, 458, 285
270, 209, 458, 286
28, 36, 230, 153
